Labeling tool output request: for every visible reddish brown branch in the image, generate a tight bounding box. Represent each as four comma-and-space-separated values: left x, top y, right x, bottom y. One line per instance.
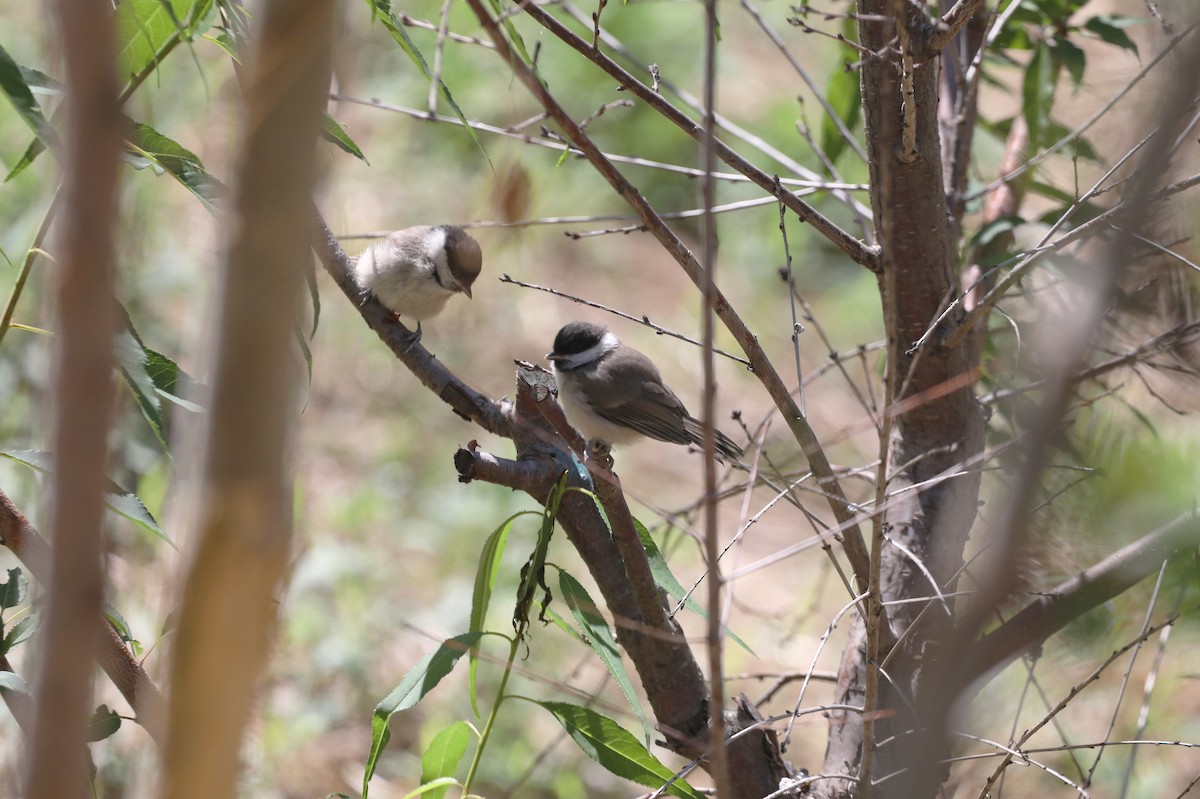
454, 366, 713, 756
311, 215, 512, 437
0, 488, 165, 743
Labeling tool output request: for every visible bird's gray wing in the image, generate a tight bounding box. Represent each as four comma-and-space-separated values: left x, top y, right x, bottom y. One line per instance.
583, 356, 694, 446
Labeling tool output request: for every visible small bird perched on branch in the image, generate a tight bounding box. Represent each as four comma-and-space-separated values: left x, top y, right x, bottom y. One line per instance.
351, 225, 482, 342
547, 321, 744, 461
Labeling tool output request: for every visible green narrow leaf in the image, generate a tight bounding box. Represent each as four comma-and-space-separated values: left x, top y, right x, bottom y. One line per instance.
820, 59, 861, 164
115, 322, 168, 449
2, 613, 38, 656
5, 135, 45, 182
1084, 15, 1139, 57
0, 568, 26, 611
483, 0, 531, 66
0, 44, 59, 149
534, 701, 703, 799
418, 721, 472, 799
102, 603, 140, 653
469, 512, 531, 715
0, 672, 30, 696
305, 242, 321, 337
368, 0, 490, 166
1021, 42, 1055, 148
323, 112, 368, 162
363, 632, 483, 797
127, 120, 225, 212
18, 65, 63, 95
1054, 37, 1085, 91
86, 704, 122, 742
203, 29, 241, 61
145, 347, 204, 412
0, 450, 172, 547
293, 325, 313, 400
633, 518, 754, 655
558, 569, 652, 747
115, 0, 212, 86
538, 600, 585, 642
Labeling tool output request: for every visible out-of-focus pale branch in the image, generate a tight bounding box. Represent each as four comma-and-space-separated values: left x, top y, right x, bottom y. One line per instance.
159, 1, 334, 797
964, 510, 1200, 687
25, 0, 124, 795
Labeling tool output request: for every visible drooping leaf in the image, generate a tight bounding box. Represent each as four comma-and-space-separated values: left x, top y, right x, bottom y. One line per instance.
558, 569, 652, 747
1054, 36, 1085, 92
86, 704, 122, 742
115, 323, 168, 448
1084, 15, 1140, 57
2, 613, 38, 656
368, 0, 490, 166
323, 113, 367, 162
468, 512, 533, 715
483, 0, 532, 68
633, 518, 754, 655
513, 472, 568, 641
363, 632, 483, 797
821, 59, 861, 165
0, 450, 171, 546
127, 120, 225, 212
1021, 42, 1055, 148
115, 0, 215, 87
115, 309, 204, 451
418, 721, 472, 799
0, 44, 58, 150
534, 701, 703, 799
0, 672, 30, 696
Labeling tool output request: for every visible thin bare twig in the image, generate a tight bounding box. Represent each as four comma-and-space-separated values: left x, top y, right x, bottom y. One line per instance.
465, 0, 874, 601
927, 0, 987, 51
498, 274, 751, 366
514, 0, 880, 271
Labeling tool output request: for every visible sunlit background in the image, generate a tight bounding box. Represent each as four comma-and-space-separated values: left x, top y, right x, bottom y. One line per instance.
1, 0, 1198, 796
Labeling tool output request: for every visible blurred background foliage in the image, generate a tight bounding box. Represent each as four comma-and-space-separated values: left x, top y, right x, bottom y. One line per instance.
1, 0, 1199, 796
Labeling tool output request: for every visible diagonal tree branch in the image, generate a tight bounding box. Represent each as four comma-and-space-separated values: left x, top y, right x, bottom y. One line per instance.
464, 0, 875, 606
310, 216, 512, 436
963, 510, 1200, 687
514, 0, 880, 272
0, 488, 166, 743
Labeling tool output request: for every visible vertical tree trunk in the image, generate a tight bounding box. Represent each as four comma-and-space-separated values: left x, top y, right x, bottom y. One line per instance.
819, 3, 985, 796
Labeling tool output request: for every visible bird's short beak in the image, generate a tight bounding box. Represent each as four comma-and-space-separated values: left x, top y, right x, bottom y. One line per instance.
459, 284, 473, 299
546, 352, 563, 362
